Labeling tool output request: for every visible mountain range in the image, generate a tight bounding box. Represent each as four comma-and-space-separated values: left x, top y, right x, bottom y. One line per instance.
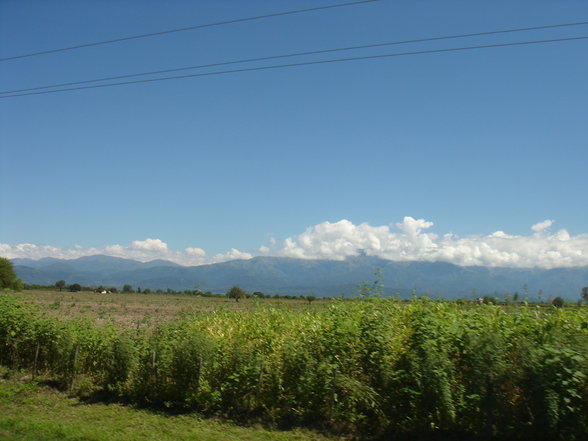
11, 255, 588, 300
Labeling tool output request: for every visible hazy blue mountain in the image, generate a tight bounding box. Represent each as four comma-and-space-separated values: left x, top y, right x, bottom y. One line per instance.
142, 259, 181, 268
11, 255, 588, 300
11, 257, 64, 268
54, 255, 148, 273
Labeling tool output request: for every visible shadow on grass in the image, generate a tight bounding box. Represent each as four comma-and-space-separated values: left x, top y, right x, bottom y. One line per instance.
30, 379, 571, 441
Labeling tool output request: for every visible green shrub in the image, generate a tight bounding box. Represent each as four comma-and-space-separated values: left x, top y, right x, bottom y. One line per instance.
0, 294, 586, 440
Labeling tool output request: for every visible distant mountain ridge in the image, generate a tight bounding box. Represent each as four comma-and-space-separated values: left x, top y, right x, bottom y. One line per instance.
11, 255, 588, 300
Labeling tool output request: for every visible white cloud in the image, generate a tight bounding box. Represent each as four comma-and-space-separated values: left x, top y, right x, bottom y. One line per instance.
1, 239, 248, 267
104, 240, 172, 262
212, 248, 253, 263
131, 238, 168, 252
185, 247, 206, 257
182, 247, 208, 265
0, 242, 101, 261
104, 244, 124, 254
532, 219, 553, 234
2, 218, 587, 269
278, 218, 588, 268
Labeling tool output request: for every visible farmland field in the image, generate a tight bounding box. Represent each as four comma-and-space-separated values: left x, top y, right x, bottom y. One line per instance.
16, 290, 329, 328
1, 290, 587, 440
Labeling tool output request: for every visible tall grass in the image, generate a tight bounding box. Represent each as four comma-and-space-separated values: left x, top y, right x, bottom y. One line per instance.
1, 294, 586, 440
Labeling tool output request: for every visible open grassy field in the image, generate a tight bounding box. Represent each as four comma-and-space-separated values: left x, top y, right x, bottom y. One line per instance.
16, 290, 330, 328
0, 370, 331, 441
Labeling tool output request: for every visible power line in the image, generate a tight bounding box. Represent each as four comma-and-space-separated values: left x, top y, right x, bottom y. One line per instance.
2, 20, 587, 95
1, 35, 586, 99
0, 0, 378, 62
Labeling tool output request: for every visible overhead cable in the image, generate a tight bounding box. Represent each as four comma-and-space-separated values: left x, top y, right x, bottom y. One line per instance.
1, 20, 587, 95
0, 21, 588, 94
1, 35, 586, 99
0, 0, 378, 62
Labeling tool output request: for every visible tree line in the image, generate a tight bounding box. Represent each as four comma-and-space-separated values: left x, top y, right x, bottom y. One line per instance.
19, 278, 320, 302
3, 256, 588, 305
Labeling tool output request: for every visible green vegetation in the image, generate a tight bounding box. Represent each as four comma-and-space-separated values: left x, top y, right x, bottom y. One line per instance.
0, 373, 328, 441
227, 285, 247, 302
0, 258, 22, 291
0, 293, 587, 440
14, 290, 329, 329
21, 281, 332, 302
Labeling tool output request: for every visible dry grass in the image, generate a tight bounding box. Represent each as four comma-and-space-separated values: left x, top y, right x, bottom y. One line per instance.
17, 290, 330, 328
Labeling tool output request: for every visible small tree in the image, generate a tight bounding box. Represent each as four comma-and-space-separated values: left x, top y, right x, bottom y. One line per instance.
359, 268, 384, 298
582, 287, 588, 303
552, 296, 565, 308
55, 280, 66, 292
122, 284, 133, 293
0, 257, 22, 291
69, 283, 82, 292
227, 285, 246, 302
482, 295, 497, 305
305, 295, 316, 304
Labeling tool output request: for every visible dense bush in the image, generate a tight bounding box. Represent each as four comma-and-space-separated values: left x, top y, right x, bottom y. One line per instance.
0, 257, 23, 291
1, 294, 586, 440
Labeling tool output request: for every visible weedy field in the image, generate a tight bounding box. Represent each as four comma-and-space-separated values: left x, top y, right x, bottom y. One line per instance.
1, 291, 587, 440
16, 290, 329, 328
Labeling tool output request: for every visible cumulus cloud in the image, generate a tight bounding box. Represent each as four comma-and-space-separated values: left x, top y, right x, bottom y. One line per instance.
0, 239, 250, 266
103, 239, 173, 262
212, 248, 253, 263
185, 247, 206, 257
532, 219, 553, 234
2, 218, 586, 269
278, 218, 588, 268
130, 238, 168, 252
0, 243, 101, 261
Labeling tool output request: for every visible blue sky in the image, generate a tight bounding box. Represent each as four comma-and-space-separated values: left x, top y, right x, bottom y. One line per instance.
1, 0, 587, 267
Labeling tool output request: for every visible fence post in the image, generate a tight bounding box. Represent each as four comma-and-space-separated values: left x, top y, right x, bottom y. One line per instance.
3, 335, 10, 367
32, 343, 40, 380
328, 367, 337, 423
0, 336, 5, 366
256, 360, 264, 396
151, 350, 157, 380
195, 355, 203, 394
485, 373, 494, 439
69, 344, 79, 392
